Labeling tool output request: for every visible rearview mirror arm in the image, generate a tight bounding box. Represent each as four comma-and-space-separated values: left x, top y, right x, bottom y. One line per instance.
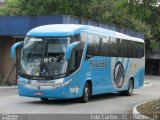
65, 41, 80, 60
11, 41, 24, 59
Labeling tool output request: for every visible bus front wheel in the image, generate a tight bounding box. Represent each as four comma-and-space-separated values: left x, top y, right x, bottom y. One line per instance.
119, 80, 133, 96
81, 82, 90, 103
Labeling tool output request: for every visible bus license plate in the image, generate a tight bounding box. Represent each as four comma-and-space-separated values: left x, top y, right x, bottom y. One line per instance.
35, 92, 43, 96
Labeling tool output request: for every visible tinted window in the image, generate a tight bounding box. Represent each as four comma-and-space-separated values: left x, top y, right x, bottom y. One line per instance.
131, 42, 137, 58
138, 42, 144, 58
67, 33, 86, 74
110, 37, 120, 57
87, 34, 94, 57
86, 34, 144, 58
130, 41, 144, 58
87, 34, 100, 57
100, 36, 111, 56
121, 39, 131, 58
93, 35, 100, 56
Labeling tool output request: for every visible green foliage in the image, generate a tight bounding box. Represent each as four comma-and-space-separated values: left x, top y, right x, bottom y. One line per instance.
0, 0, 159, 49
86, 0, 150, 36
150, 40, 160, 49
0, 0, 19, 15
126, 0, 160, 49
0, 0, 92, 16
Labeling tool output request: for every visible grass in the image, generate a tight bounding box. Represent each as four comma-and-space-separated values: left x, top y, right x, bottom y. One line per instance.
137, 98, 160, 120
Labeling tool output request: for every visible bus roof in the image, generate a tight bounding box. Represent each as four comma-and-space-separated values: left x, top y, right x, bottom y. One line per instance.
27, 24, 144, 43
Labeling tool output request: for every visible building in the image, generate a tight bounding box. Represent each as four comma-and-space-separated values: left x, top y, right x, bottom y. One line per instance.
0, 15, 146, 85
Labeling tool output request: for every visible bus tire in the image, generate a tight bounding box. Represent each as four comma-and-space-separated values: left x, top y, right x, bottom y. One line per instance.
81, 82, 90, 103
40, 98, 49, 101
119, 80, 133, 96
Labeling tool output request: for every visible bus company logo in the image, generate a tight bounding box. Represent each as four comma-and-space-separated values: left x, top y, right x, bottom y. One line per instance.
113, 61, 125, 88
89, 60, 109, 68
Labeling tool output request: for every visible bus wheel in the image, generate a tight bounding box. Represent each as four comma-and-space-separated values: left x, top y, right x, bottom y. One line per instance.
40, 98, 49, 101
81, 82, 90, 103
119, 80, 133, 96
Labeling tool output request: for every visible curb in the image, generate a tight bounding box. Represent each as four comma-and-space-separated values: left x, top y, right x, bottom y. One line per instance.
133, 101, 154, 120
0, 86, 17, 90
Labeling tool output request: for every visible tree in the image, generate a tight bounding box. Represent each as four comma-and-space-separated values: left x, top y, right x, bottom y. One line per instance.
0, 0, 159, 49
126, 0, 160, 49
86, 0, 150, 35
0, 0, 92, 17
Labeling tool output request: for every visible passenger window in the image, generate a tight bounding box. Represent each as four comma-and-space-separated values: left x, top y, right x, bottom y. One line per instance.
130, 41, 144, 58
117, 38, 121, 56
100, 37, 111, 56
131, 42, 137, 58
86, 34, 100, 58
121, 40, 131, 58
138, 43, 144, 58
93, 35, 100, 56
110, 37, 119, 57
86, 34, 94, 58
68, 43, 83, 73
87, 35, 143, 59
67, 33, 86, 74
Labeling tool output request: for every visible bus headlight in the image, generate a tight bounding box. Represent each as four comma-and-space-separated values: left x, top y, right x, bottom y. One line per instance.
17, 78, 31, 86
53, 79, 72, 87
17, 79, 26, 86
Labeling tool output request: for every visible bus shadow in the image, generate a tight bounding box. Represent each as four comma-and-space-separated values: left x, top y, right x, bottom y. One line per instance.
24, 92, 138, 105
90, 92, 138, 102
90, 92, 120, 101
25, 98, 82, 105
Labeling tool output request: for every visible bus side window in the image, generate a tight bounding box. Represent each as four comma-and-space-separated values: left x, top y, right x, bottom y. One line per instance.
75, 49, 83, 69
138, 43, 144, 58
116, 38, 121, 56
86, 34, 94, 58
68, 43, 84, 73
100, 37, 111, 56
131, 42, 144, 58
86, 34, 100, 58
121, 39, 131, 58
67, 33, 85, 74
93, 35, 100, 56
131, 42, 137, 58
110, 37, 119, 57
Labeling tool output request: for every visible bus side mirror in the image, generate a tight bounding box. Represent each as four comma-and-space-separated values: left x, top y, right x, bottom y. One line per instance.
11, 41, 24, 59
65, 41, 80, 60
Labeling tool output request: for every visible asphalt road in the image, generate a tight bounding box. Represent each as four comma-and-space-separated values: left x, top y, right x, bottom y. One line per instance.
0, 75, 159, 114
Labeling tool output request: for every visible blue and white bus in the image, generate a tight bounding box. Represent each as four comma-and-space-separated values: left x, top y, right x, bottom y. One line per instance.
11, 24, 145, 102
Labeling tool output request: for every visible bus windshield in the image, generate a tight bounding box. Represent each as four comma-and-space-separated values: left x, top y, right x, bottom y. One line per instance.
20, 37, 69, 79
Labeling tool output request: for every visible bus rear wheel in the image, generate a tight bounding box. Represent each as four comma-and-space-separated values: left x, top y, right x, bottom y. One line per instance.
119, 80, 133, 96
81, 82, 90, 103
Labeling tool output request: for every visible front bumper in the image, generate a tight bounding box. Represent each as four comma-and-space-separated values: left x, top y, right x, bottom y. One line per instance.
18, 84, 70, 99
